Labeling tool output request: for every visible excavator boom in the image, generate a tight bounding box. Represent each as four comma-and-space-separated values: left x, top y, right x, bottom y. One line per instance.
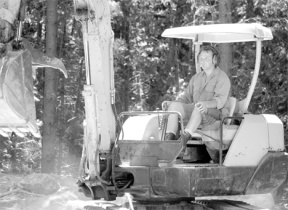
74, 0, 116, 187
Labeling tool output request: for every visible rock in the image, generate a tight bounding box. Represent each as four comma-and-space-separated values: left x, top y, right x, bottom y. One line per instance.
20, 173, 60, 195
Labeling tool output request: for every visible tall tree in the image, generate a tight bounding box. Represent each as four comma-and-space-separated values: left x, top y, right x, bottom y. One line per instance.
119, 0, 132, 112
56, 5, 68, 175
218, 0, 232, 77
246, 0, 254, 19
41, 0, 59, 173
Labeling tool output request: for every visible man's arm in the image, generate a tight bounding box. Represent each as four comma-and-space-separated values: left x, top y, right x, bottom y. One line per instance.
196, 72, 231, 113
201, 99, 217, 108
212, 72, 231, 109
195, 100, 217, 114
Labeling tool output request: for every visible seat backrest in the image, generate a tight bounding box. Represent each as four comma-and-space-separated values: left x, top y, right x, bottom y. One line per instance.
226, 97, 237, 125
234, 97, 248, 115
199, 97, 238, 151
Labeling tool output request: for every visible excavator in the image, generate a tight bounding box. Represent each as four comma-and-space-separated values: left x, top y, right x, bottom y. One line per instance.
1, 0, 287, 209
74, 1, 288, 209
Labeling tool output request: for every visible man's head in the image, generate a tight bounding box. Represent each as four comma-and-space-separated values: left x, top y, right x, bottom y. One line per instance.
197, 45, 220, 71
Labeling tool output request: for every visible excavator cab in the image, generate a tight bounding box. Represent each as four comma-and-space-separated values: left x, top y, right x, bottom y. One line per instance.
120, 23, 277, 162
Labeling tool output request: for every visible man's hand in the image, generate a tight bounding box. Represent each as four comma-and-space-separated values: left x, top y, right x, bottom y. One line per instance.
195, 101, 208, 114
162, 101, 172, 111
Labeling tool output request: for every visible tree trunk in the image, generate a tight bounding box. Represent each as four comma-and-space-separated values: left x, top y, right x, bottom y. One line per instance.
36, 3, 43, 45
120, 1, 131, 111
70, 18, 76, 37
218, 0, 232, 77
165, 2, 185, 94
0, 136, 5, 169
10, 135, 16, 173
246, 0, 254, 19
56, 9, 67, 175
41, 0, 59, 173
57, 76, 64, 175
173, 3, 185, 92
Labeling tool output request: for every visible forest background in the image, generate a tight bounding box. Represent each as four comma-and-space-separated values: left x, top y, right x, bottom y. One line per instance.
0, 0, 287, 177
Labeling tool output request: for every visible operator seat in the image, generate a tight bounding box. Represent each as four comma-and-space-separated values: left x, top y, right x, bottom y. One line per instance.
234, 97, 249, 114
195, 97, 239, 150
226, 97, 237, 125
181, 97, 238, 163
187, 96, 238, 146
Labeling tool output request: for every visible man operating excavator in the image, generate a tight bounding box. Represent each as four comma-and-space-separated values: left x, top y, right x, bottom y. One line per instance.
162, 45, 231, 149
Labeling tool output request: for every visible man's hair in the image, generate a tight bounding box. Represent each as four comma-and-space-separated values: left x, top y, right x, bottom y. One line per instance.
197, 45, 221, 67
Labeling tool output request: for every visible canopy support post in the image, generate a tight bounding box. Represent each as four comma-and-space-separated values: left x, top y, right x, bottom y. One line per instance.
242, 40, 262, 113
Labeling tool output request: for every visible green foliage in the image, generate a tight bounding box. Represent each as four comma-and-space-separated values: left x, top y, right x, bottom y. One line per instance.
0, 135, 41, 174
112, 0, 196, 111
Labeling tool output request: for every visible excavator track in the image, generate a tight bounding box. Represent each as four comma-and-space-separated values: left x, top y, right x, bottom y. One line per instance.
68, 199, 269, 210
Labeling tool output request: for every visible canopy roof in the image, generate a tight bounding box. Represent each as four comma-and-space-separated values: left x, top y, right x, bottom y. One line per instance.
161, 23, 273, 43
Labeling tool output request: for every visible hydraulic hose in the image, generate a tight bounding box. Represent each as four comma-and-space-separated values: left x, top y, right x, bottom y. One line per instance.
111, 103, 133, 191
94, 134, 111, 185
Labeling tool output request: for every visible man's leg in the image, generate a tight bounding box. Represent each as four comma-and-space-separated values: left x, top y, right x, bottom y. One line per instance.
185, 108, 202, 136
183, 108, 219, 141
178, 108, 202, 145
165, 102, 194, 140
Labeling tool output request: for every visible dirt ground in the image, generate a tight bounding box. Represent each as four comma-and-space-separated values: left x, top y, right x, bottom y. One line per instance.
0, 173, 134, 210
0, 173, 88, 210
274, 180, 288, 210
0, 173, 287, 210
